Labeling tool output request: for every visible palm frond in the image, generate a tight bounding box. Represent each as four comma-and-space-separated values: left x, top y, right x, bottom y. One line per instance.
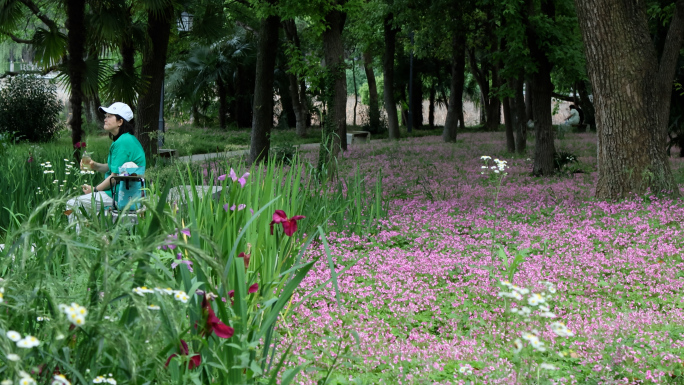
32, 27, 66, 67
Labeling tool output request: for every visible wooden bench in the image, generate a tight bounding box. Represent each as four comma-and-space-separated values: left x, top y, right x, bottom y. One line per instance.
158, 149, 178, 158
346, 131, 371, 145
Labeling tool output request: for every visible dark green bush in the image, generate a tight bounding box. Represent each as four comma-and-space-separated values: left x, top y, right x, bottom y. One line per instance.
0, 75, 63, 142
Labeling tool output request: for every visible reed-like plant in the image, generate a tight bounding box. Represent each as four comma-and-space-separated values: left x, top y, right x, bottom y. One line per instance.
0, 152, 385, 384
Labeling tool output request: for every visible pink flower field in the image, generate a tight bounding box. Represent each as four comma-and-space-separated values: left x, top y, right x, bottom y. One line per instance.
285, 133, 684, 384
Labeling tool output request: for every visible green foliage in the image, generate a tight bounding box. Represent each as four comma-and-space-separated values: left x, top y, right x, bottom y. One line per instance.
0, 75, 63, 143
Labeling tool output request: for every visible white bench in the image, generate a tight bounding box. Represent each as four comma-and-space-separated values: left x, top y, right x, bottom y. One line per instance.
346, 131, 371, 145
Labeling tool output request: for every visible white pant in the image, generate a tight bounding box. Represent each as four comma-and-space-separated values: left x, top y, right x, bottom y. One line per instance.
66, 192, 113, 232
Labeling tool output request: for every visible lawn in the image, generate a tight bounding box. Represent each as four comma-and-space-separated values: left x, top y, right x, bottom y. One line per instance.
282, 132, 684, 384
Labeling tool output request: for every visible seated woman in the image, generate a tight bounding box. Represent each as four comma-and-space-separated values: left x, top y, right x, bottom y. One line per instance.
66, 102, 146, 229
563, 105, 581, 127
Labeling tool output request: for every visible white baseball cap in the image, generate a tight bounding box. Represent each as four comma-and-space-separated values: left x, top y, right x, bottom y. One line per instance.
99, 102, 134, 122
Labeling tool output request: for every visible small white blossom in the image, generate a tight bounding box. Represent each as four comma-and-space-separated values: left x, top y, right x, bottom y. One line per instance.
6, 353, 20, 361
513, 338, 523, 353
1, 379, 12, 385
147, 304, 160, 310
6, 331, 21, 341
132, 287, 154, 296
540, 363, 558, 370
51, 374, 71, 385
16, 335, 40, 348
174, 290, 189, 303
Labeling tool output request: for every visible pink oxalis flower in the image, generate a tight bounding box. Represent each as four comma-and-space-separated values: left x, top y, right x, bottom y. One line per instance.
270, 210, 305, 236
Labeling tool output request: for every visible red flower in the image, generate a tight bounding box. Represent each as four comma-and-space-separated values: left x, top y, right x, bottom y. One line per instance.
269, 210, 305, 236
73, 142, 86, 149
165, 340, 201, 370
248, 283, 258, 294
201, 295, 234, 339
238, 252, 250, 269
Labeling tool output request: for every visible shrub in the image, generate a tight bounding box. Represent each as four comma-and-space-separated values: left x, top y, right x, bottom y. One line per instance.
0, 75, 63, 142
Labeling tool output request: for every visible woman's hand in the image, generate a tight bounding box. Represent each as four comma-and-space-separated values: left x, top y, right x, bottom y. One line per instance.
81, 185, 93, 194
80, 158, 95, 171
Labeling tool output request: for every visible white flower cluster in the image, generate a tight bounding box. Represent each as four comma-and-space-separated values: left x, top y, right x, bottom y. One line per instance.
132, 286, 189, 303
52, 374, 71, 385
0, 287, 4, 303
6, 331, 39, 349
41, 162, 55, 175
479, 156, 508, 175
550, 322, 575, 337
540, 363, 558, 370
59, 303, 88, 327
499, 281, 557, 318
522, 332, 546, 352
93, 374, 117, 384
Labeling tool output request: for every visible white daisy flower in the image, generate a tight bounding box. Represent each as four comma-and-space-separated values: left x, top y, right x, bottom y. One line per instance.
6, 353, 20, 361
6, 331, 21, 342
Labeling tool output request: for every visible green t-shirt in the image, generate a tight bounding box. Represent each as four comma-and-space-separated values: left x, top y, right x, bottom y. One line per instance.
105, 133, 146, 197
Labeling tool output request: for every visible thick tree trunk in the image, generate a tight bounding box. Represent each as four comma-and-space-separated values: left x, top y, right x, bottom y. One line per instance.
529, 0, 556, 176
66, 0, 86, 159
513, 76, 527, 154
503, 95, 515, 152
574, 0, 684, 199
362, 50, 380, 132
249, 14, 279, 164
383, 13, 400, 140
136, 5, 172, 159
485, 68, 501, 131
443, 33, 465, 142
283, 19, 309, 137
318, 7, 347, 168
217, 76, 227, 129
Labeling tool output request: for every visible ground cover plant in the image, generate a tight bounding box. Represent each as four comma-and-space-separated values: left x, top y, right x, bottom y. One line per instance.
278, 132, 684, 384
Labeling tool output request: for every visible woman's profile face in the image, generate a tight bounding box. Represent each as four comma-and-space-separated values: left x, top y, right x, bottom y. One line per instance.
103, 113, 122, 134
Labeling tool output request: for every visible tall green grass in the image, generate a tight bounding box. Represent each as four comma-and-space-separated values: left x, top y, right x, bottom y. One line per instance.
0, 150, 385, 384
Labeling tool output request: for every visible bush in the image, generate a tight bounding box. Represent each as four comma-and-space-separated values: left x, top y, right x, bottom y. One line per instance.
0, 75, 63, 142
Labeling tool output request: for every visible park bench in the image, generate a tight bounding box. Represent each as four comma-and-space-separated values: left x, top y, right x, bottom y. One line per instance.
346, 131, 371, 145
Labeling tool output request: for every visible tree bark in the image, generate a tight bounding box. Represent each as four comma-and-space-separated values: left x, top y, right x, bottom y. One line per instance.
576, 79, 595, 131
249, 14, 279, 164
362, 50, 380, 132
283, 19, 309, 137
136, 4, 172, 159
529, 0, 556, 176
503, 95, 515, 152
443, 33, 465, 142
513, 75, 527, 154
428, 82, 435, 129
217, 76, 227, 129
318, 7, 347, 169
383, 13, 400, 140
574, 0, 684, 199
410, 64, 422, 129
525, 80, 533, 122
65, 0, 86, 159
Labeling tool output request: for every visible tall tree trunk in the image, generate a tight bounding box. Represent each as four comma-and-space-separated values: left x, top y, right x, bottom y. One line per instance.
410, 64, 422, 129
65, 0, 86, 159
283, 19, 309, 137
485, 67, 501, 131
362, 50, 380, 132
217, 76, 227, 129
513, 75, 527, 154
443, 33, 465, 142
503, 95, 515, 152
428, 82, 435, 129
352, 56, 358, 126
577, 79, 595, 131
136, 4, 172, 159
467, 49, 490, 128
574, 0, 684, 199
525, 80, 533, 122
529, 0, 556, 176
318, 7, 347, 169
383, 13, 400, 140
249, 14, 280, 164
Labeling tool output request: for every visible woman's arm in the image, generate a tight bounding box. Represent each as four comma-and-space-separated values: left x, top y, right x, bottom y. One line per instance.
81, 158, 109, 173
81, 174, 117, 195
